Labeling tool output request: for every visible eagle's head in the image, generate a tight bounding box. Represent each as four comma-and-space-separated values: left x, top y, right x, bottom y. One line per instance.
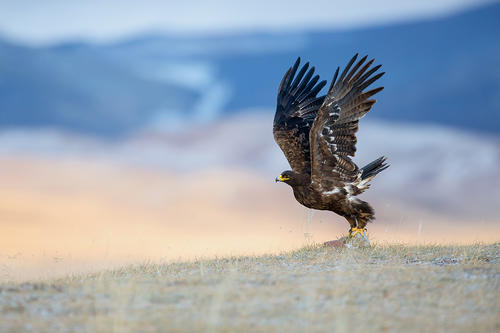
275, 170, 306, 186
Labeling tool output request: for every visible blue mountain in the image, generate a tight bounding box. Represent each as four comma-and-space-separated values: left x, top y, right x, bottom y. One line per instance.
0, 3, 498, 136
0, 40, 199, 136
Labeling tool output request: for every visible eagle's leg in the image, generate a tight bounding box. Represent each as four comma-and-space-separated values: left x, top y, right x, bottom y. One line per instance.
356, 216, 369, 230
345, 216, 363, 238
348, 216, 366, 238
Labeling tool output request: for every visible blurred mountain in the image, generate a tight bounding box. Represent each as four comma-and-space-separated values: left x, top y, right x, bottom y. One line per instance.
0, 2, 499, 136
0, 40, 199, 136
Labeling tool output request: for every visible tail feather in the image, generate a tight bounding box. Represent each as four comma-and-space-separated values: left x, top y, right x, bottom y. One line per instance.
360, 156, 389, 180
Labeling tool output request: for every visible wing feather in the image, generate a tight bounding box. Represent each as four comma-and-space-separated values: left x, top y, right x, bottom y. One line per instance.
310, 54, 384, 190
273, 58, 327, 175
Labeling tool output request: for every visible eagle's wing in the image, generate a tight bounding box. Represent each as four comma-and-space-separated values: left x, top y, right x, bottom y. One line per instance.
310, 54, 384, 191
273, 58, 327, 175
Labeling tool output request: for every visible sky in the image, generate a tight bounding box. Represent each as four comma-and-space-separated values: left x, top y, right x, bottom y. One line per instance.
0, 0, 493, 45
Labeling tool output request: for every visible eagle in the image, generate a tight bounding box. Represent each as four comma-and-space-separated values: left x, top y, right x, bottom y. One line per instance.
273, 54, 389, 240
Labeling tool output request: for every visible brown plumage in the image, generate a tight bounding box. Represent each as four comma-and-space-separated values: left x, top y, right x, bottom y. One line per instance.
273, 54, 389, 237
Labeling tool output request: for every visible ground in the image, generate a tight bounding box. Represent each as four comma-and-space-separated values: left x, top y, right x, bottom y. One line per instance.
1, 243, 499, 333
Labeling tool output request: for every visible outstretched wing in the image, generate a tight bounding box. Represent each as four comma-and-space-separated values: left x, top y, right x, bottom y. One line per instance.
273, 58, 327, 175
310, 54, 384, 190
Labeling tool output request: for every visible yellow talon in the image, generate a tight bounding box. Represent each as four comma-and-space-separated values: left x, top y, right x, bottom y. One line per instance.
349, 227, 366, 238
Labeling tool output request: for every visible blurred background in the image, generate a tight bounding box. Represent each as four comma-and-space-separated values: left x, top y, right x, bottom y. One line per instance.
0, 0, 499, 281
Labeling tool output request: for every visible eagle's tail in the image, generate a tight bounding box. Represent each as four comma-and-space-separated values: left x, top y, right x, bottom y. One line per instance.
360, 156, 389, 180
354, 156, 389, 193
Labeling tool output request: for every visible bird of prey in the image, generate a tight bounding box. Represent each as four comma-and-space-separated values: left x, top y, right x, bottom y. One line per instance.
273, 54, 389, 239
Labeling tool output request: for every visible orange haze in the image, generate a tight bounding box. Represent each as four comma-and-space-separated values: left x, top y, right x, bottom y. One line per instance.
1, 157, 498, 282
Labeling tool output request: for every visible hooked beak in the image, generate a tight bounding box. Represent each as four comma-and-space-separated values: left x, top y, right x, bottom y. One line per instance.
275, 175, 290, 183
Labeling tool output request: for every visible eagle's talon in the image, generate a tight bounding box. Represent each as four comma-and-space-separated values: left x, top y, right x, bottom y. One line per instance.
349, 227, 366, 238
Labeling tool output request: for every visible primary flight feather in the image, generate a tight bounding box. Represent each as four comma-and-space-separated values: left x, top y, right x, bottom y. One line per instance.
273, 54, 389, 240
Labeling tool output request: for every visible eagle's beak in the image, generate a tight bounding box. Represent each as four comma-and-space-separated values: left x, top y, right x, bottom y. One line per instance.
276, 175, 290, 182
275, 176, 280, 183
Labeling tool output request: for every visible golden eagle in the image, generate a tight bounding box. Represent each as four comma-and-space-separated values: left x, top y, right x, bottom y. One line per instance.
274, 54, 388, 239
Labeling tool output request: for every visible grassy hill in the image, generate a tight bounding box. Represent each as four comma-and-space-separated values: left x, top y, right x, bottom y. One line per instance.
1, 243, 498, 332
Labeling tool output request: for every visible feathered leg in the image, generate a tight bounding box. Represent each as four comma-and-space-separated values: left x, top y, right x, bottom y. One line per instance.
345, 216, 357, 229
345, 215, 365, 238
345, 199, 374, 241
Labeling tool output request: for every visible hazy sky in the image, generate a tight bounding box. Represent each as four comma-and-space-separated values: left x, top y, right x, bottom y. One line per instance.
0, 0, 493, 45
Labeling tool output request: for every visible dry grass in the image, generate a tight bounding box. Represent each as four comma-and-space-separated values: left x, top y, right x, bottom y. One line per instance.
0, 243, 499, 333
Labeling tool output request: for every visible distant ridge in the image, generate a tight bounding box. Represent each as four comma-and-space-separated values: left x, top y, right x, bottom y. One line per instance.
0, 2, 498, 136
